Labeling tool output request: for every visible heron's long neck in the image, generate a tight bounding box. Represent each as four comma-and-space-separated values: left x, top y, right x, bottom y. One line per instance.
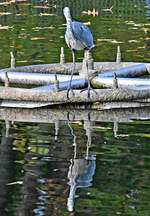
65, 13, 72, 31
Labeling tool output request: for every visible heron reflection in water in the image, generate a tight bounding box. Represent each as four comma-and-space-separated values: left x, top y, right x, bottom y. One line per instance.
63, 7, 95, 98
67, 119, 96, 212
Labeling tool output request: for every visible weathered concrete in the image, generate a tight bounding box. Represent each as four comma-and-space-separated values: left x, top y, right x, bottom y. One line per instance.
0, 106, 150, 123
0, 71, 80, 85
91, 77, 150, 88
0, 62, 150, 108
98, 63, 148, 78
1, 86, 150, 103
1, 62, 148, 74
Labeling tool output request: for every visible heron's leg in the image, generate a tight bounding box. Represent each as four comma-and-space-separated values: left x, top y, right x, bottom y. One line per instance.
86, 60, 92, 98
81, 60, 97, 98
67, 50, 75, 99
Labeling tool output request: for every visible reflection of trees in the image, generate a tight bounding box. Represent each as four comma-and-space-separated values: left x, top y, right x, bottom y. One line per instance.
14, 152, 45, 216
13, 119, 96, 215
0, 121, 16, 216
92, 121, 150, 215
11, 121, 78, 216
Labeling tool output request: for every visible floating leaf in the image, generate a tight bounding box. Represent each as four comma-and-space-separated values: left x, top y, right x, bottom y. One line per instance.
16, 0, 28, 1
0, 2, 10, 6
16, 60, 28, 63
0, 0, 16, 6
83, 21, 91, 26
125, 20, 135, 25
33, 6, 53, 9
127, 49, 138, 52
82, 8, 98, 17
97, 38, 123, 44
0, 12, 12, 16
128, 40, 139, 43
39, 13, 56, 16
11, 45, 23, 49
134, 24, 143, 27
33, 60, 44, 63
30, 37, 46, 40
144, 23, 150, 26
15, 14, 27, 16
102, 6, 113, 13
138, 46, 146, 49
32, 26, 55, 30
128, 27, 138, 30
0, 25, 12, 30
17, 3, 31, 6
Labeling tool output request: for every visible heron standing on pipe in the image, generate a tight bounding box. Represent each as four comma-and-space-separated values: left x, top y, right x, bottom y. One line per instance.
63, 7, 95, 98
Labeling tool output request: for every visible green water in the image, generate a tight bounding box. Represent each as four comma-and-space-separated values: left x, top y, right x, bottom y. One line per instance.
1, 1, 150, 215
0, 0, 150, 68
1, 114, 150, 216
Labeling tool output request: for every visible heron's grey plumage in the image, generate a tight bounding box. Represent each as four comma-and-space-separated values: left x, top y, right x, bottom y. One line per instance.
63, 7, 94, 51
63, 7, 95, 98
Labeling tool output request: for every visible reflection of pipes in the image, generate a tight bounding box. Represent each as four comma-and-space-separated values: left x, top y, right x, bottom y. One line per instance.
55, 119, 60, 141
84, 120, 92, 146
84, 120, 94, 159
113, 121, 118, 138
116, 46, 121, 64
113, 121, 129, 137
5, 120, 11, 137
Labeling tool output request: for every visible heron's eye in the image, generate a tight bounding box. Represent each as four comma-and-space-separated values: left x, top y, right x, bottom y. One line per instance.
80, 26, 83, 30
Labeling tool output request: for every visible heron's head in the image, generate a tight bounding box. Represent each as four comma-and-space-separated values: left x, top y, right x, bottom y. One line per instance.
63, 7, 71, 20
63, 7, 70, 14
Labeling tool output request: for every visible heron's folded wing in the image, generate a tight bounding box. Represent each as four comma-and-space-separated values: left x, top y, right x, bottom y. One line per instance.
72, 21, 94, 49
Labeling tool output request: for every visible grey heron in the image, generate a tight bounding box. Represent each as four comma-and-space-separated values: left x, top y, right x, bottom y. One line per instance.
63, 7, 95, 98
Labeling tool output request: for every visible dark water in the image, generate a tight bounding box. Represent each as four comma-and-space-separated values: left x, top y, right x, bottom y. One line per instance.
1, 0, 150, 215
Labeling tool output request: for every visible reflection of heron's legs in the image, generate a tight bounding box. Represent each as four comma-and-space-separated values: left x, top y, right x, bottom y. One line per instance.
67, 113, 77, 159
67, 50, 75, 99
85, 121, 91, 160
86, 141, 89, 160
81, 59, 97, 98
114, 121, 118, 138
67, 162, 77, 212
